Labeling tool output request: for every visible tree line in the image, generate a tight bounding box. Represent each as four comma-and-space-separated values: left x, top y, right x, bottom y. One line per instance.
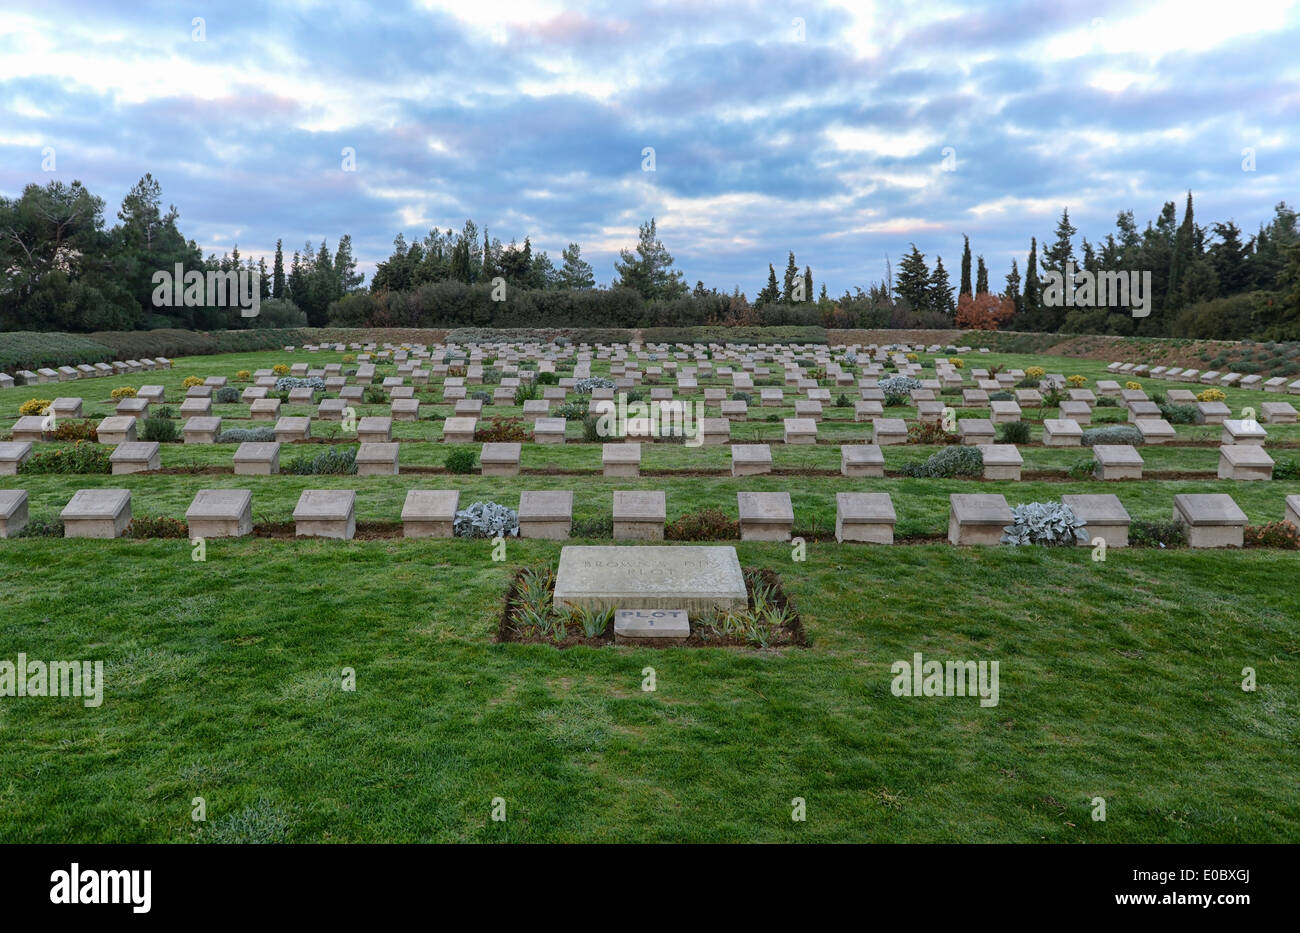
2, 175, 1297, 340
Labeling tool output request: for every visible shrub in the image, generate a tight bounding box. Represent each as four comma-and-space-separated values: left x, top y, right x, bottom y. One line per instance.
665, 508, 739, 541
1244, 521, 1300, 549
1130, 520, 1187, 549
879, 375, 922, 406
1125, 381, 1142, 391
1094, 396, 1119, 407
835, 393, 851, 408
1025, 366, 1045, 380
534, 371, 559, 386
1001, 501, 1087, 546
213, 386, 241, 404
1159, 403, 1197, 424
283, 447, 357, 475
126, 515, 189, 539
1066, 459, 1097, 479
274, 376, 325, 393
574, 376, 616, 394
141, 415, 179, 443
513, 382, 540, 405
272, 364, 290, 375
988, 390, 1014, 401
216, 427, 276, 443
482, 368, 504, 385
553, 400, 587, 420
474, 415, 530, 443
361, 385, 387, 404
444, 448, 478, 474
235, 370, 251, 381
1067, 374, 1087, 387
19, 398, 52, 415
18, 441, 111, 474
454, 501, 519, 538
570, 516, 613, 538
14, 517, 64, 538
342, 354, 356, 363
731, 391, 753, 403
470, 390, 491, 403
50, 419, 98, 442
907, 421, 960, 445
1273, 456, 1299, 480
997, 421, 1031, 444
1081, 425, 1144, 447
582, 414, 605, 442
947, 357, 964, 368
182, 376, 204, 388
1197, 388, 1225, 402
899, 445, 983, 478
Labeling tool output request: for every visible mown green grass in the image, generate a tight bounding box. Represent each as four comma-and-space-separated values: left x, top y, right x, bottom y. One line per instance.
1, 346, 1297, 843
0, 539, 1295, 843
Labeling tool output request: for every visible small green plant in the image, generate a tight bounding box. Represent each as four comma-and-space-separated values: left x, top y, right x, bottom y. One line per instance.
997, 420, 1031, 444
283, 447, 358, 475
126, 515, 190, 538
14, 517, 63, 538
444, 448, 478, 474
665, 508, 739, 541
18, 441, 111, 474
898, 445, 983, 478
1066, 459, 1097, 479
1129, 520, 1187, 549
362, 385, 387, 404
140, 415, 179, 443
513, 382, 540, 405
214, 386, 241, 404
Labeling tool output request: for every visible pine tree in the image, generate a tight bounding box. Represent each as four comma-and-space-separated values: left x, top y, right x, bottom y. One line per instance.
1042, 208, 1077, 279
929, 256, 955, 316
1004, 258, 1022, 313
612, 218, 686, 300
975, 255, 988, 294
960, 235, 973, 297
894, 245, 930, 312
759, 264, 780, 305
1022, 238, 1041, 320
272, 239, 285, 299
334, 234, 363, 293
1167, 191, 1197, 309
559, 243, 595, 289
803, 266, 813, 303
1210, 221, 1250, 295
781, 251, 798, 302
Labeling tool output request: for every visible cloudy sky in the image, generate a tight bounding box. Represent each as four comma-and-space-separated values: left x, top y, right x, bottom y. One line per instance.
2, 0, 1297, 295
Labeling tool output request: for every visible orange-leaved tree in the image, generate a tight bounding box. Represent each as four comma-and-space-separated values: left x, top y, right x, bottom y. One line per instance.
955, 292, 1015, 330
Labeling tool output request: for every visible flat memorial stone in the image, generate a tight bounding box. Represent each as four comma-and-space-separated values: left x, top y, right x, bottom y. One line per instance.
0, 489, 29, 538
948, 493, 1012, 546
613, 490, 666, 541
11, 416, 48, 443
96, 416, 136, 445
356, 442, 400, 475
1092, 444, 1143, 480
1174, 493, 1247, 548
737, 491, 794, 541
481, 442, 521, 476
184, 416, 221, 444
841, 443, 885, 477
518, 490, 573, 539
1218, 444, 1273, 480
1061, 493, 1130, 548
109, 441, 161, 475
233, 441, 280, 475
186, 489, 253, 538
401, 489, 459, 538
613, 609, 690, 645
731, 444, 772, 476
554, 545, 747, 613
835, 492, 895, 544
1285, 495, 1300, 528
602, 442, 641, 478
61, 489, 132, 538
0, 441, 33, 475
293, 489, 356, 540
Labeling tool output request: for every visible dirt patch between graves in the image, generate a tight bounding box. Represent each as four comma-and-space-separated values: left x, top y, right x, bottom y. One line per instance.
496, 565, 808, 649
252, 521, 404, 539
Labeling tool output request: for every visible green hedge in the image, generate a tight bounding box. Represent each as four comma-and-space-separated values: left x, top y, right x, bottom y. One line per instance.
640, 326, 827, 345
0, 332, 117, 372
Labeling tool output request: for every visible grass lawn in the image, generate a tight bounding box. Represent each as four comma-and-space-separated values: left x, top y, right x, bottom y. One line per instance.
1, 345, 1297, 842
